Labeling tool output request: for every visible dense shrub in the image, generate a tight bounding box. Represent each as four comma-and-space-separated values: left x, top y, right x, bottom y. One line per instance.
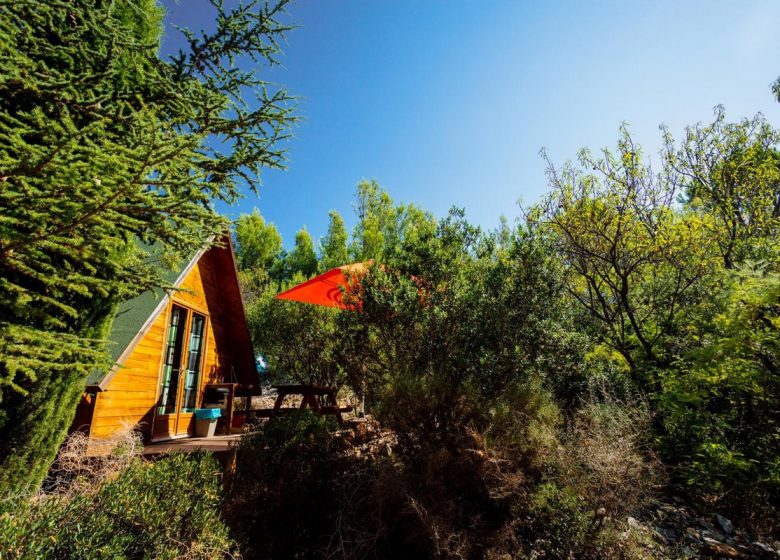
0, 453, 235, 559
228, 411, 343, 559
526, 482, 591, 558
660, 266, 780, 527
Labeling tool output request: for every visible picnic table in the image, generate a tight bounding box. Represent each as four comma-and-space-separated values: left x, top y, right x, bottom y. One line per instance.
270, 384, 352, 423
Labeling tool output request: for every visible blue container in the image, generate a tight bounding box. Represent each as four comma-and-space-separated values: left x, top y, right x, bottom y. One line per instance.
194, 408, 222, 420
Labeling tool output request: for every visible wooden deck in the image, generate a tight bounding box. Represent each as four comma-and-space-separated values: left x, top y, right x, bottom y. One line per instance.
142, 433, 252, 455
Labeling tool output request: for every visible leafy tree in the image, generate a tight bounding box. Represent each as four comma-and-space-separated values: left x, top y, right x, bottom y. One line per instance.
533, 129, 718, 390
348, 179, 435, 265
285, 227, 318, 278
537, 116, 780, 521
0, 0, 295, 492
663, 107, 780, 269
247, 280, 343, 386
337, 209, 576, 449
319, 210, 349, 271
660, 265, 780, 509
235, 209, 283, 271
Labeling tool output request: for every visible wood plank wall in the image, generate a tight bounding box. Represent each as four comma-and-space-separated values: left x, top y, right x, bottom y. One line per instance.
89, 248, 238, 440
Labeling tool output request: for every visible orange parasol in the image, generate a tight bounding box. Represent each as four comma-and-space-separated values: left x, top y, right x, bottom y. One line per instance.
275, 262, 367, 309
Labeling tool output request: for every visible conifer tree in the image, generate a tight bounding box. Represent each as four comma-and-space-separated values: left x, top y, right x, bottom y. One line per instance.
286, 227, 318, 278
235, 209, 284, 272
774, 76, 780, 103
0, 0, 295, 492
319, 210, 349, 270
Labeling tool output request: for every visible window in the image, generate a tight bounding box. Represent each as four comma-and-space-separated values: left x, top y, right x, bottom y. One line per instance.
157, 305, 208, 416
182, 313, 205, 412
157, 305, 187, 415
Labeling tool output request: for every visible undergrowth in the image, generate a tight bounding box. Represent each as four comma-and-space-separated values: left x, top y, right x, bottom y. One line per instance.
0, 428, 235, 560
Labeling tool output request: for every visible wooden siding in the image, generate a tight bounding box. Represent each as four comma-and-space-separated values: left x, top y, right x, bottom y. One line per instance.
88, 245, 249, 441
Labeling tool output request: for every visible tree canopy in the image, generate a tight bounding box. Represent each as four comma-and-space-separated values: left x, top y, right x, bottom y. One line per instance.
0, 0, 296, 492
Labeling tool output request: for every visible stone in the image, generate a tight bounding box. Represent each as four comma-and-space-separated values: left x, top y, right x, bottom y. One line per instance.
702, 529, 726, 542
660, 526, 679, 542
715, 513, 734, 535
702, 537, 741, 558
753, 541, 774, 554
653, 529, 669, 545
699, 519, 716, 531
627, 516, 641, 529
685, 527, 700, 540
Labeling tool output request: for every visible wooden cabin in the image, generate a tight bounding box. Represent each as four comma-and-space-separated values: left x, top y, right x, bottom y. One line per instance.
74, 235, 258, 442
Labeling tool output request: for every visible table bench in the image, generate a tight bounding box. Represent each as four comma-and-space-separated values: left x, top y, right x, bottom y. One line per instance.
268, 384, 352, 423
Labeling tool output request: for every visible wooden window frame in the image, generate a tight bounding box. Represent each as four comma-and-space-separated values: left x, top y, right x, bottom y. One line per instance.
151, 297, 211, 439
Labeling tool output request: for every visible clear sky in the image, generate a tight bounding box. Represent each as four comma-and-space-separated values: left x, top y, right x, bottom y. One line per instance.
160, 0, 780, 248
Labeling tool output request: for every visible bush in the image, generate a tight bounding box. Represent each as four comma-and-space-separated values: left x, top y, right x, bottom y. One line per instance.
527, 482, 591, 558
660, 267, 780, 528
228, 411, 343, 559
559, 398, 662, 521
0, 453, 234, 559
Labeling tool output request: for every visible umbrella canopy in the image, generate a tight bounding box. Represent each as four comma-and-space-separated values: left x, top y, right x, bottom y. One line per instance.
275, 262, 367, 309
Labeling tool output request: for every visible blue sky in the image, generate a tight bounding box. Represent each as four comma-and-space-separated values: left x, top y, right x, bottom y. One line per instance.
160, 0, 780, 248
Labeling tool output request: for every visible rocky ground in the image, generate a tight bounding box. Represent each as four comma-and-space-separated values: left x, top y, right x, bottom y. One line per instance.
629, 494, 780, 559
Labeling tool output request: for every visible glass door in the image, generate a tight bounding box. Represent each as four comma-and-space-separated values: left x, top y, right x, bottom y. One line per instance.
153, 305, 207, 439
182, 314, 205, 412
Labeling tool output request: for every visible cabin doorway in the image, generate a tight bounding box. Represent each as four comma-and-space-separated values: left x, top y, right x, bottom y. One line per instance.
152, 303, 208, 440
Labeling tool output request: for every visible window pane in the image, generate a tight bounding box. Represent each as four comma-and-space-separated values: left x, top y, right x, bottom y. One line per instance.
157, 306, 186, 415
182, 314, 205, 412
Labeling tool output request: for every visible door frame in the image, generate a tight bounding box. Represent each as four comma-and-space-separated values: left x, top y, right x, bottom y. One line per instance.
151, 297, 211, 441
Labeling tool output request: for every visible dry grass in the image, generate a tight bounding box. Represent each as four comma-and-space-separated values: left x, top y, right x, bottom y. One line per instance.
44, 423, 142, 497
558, 397, 663, 522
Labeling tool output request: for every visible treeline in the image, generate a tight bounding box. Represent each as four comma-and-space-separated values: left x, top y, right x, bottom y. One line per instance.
237, 105, 780, 557
234, 179, 432, 285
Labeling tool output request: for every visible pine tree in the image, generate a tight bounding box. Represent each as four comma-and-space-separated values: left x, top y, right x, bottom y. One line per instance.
286, 227, 318, 278
0, 0, 295, 492
319, 211, 349, 270
774, 76, 780, 103
235, 209, 284, 272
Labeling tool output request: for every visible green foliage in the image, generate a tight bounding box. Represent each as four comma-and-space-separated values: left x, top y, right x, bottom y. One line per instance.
285, 227, 318, 278
660, 265, 780, 507
0, 453, 235, 559
349, 179, 396, 261
230, 411, 340, 558
243, 180, 438, 388
664, 107, 780, 268
527, 482, 591, 558
319, 210, 349, 271
537, 110, 780, 524
0, 367, 93, 494
235, 209, 283, 272
247, 279, 344, 385
348, 179, 433, 263
0, 0, 296, 492
534, 129, 720, 384
337, 209, 578, 451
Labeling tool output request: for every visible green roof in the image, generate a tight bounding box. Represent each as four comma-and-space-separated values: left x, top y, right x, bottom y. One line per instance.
85, 247, 200, 388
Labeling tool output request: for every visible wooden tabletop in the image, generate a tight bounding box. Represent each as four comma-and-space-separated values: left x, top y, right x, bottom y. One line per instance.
272, 384, 337, 394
